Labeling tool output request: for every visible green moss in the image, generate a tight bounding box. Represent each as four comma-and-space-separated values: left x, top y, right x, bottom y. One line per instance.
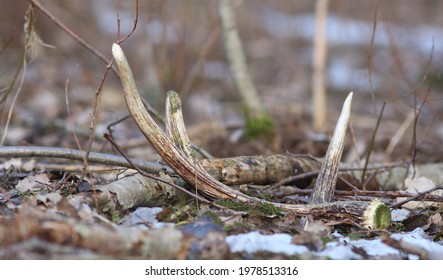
256, 202, 284, 216
347, 232, 369, 241
321, 236, 334, 244
111, 211, 123, 223
18, 190, 32, 197
259, 192, 274, 201
223, 221, 256, 234
216, 199, 253, 212
61, 187, 73, 197
390, 222, 406, 232
160, 203, 197, 224
244, 111, 275, 140
202, 211, 222, 225
217, 199, 283, 217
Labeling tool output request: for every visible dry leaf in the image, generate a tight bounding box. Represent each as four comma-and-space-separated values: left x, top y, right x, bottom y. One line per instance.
15, 173, 50, 193
0, 159, 23, 170
398, 176, 442, 209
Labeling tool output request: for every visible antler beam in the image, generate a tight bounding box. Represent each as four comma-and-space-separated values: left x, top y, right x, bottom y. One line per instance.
111, 43, 390, 229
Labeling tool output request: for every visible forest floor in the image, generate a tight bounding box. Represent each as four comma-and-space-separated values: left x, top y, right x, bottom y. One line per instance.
1, 0, 443, 259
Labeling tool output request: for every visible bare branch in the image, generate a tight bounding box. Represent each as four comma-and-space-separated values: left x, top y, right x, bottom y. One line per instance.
0, 146, 171, 174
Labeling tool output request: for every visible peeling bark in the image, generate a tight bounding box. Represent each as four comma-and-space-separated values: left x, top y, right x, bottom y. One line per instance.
78, 173, 185, 213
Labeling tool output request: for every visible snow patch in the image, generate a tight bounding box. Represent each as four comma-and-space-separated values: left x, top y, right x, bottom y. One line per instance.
226, 231, 309, 255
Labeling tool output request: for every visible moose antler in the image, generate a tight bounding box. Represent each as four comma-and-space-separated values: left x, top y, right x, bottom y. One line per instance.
112, 43, 391, 229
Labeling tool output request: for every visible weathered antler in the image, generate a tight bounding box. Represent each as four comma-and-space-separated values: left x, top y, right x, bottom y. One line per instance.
310, 92, 353, 204
112, 43, 391, 229
112, 44, 251, 202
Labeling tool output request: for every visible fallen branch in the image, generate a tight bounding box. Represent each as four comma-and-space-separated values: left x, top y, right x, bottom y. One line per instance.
201, 153, 321, 186
78, 173, 181, 212
3, 145, 435, 191
0, 146, 172, 174
0, 145, 320, 188
272, 188, 443, 203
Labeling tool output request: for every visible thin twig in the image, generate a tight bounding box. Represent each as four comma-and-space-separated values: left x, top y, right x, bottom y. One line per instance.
389, 185, 443, 209
82, 0, 139, 180
0, 52, 23, 106
0, 41, 27, 146
29, 0, 117, 74
267, 170, 319, 190
103, 133, 214, 206
65, 79, 98, 208
367, 0, 379, 115
361, 102, 385, 189
385, 110, 415, 156
106, 115, 132, 140
273, 188, 443, 203
116, 0, 139, 44
409, 45, 435, 178
179, 25, 220, 100
103, 138, 247, 216
0, 34, 13, 56
82, 59, 114, 181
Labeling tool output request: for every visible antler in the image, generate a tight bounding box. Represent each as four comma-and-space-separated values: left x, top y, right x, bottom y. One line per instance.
112, 43, 391, 229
